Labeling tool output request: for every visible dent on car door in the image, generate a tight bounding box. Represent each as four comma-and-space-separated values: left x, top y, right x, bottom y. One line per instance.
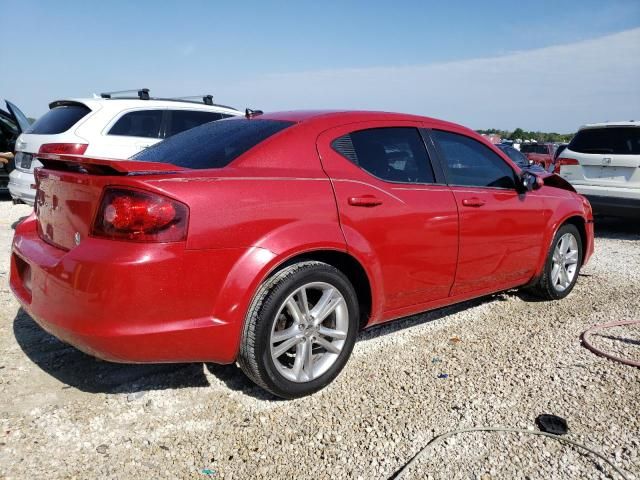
317, 122, 459, 318
429, 129, 550, 295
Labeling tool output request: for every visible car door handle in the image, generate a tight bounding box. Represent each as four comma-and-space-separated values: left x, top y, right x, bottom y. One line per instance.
461, 197, 486, 207
348, 195, 383, 207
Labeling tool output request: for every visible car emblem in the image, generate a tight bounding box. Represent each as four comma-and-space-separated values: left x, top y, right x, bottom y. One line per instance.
602, 157, 612, 165
74, 232, 81, 246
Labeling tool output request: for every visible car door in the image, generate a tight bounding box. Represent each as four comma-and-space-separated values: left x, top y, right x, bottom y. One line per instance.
428, 129, 549, 296
6, 101, 31, 134
317, 122, 459, 317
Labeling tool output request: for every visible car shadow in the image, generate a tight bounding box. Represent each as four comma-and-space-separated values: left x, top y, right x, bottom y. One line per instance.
12, 291, 543, 400
13, 308, 211, 395
594, 216, 640, 240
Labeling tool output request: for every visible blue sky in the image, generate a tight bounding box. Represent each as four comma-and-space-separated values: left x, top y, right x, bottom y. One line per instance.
1, 0, 639, 132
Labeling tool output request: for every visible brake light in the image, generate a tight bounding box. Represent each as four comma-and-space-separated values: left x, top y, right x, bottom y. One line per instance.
92, 188, 189, 242
38, 143, 88, 155
553, 157, 579, 174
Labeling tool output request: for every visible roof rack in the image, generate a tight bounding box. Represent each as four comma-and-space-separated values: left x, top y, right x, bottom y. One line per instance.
171, 95, 215, 106
100, 88, 150, 100
96, 89, 238, 111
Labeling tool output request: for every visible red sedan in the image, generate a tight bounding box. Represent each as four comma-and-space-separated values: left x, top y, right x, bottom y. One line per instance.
10, 111, 594, 398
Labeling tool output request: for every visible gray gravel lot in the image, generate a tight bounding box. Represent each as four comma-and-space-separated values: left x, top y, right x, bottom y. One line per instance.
0, 198, 638, 479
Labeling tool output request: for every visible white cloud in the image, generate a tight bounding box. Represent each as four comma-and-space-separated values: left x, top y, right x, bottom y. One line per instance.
221, 28, 640, 132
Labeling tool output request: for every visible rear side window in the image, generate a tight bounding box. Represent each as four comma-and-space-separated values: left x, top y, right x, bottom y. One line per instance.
332, 127, 435, 183
133, 118, 294, 169
26, 105, 90, 134
569, 127, 640, 155
108, 110, 163, 138
167, 110, 224, 137
432, 130, 516, 189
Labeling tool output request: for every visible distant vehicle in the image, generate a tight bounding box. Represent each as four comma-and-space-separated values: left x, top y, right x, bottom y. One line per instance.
8, 89, 242, 205
554, 121, 639, 218
0, 100, 30, 194
10, 110, 594, 398
520, 143, 556, 171
497, 144, 547, 173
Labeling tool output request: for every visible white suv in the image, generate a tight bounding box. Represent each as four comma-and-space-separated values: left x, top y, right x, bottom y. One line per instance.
9, 89, 242, 205
554, 121, 640, 218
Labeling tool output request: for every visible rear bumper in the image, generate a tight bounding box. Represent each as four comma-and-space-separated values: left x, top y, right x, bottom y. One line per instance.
8, 169, 35, 205
584, 195, 640, 219
10, 217, 249, 363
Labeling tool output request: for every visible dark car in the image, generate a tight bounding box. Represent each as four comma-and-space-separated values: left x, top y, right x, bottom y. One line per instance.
0, 100, 30, 193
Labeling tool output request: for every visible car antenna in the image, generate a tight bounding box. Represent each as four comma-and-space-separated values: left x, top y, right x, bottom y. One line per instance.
245, 108, 264, 119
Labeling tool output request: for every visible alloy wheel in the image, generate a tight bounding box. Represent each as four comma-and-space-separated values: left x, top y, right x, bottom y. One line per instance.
551, 233, 579, 292
269, 282, 349, 383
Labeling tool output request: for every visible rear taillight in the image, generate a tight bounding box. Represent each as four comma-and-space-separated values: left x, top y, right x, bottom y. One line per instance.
38, 143, 88, 155
553, 157, 579, 174
92, 188, 189, 242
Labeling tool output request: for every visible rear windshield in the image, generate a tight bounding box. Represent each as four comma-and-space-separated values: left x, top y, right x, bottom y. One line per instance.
133, 118, 294, 169
26, 105, 91, 134
569, 127, 640, 155
520, 144, 548, 154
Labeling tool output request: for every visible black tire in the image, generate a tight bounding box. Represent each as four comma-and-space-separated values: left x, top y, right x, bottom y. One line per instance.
527, 224, 583, 300
238, 261, 359, 399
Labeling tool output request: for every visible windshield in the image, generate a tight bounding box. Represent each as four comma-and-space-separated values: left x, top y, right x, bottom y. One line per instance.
569, 127, 640, 155
498, 145, 528, 167
133, 118, 294, 169
520, 144, 548, 154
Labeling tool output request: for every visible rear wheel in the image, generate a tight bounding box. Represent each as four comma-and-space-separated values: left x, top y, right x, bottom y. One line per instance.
238, 261, 359, 399
528, 224, 583, 300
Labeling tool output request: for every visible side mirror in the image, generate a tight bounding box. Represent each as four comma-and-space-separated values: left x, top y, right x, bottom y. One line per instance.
521, 171, 543, 192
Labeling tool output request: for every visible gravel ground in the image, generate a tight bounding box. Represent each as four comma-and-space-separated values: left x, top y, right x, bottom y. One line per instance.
0, 197, 638, 480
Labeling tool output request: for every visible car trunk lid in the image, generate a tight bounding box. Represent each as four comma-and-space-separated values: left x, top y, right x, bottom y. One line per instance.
34, 154, 186, 250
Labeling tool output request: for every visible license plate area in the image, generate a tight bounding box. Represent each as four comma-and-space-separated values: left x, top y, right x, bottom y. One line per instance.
583, 165, 634, 182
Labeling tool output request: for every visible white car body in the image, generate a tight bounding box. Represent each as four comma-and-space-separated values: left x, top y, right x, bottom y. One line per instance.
9, 95, 242, 204
556, 121, 640, 218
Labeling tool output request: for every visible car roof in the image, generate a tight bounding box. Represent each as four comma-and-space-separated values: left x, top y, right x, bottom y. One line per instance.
257, 109, 469, 131
579, 120, 639, 130
48, 97, 242, 115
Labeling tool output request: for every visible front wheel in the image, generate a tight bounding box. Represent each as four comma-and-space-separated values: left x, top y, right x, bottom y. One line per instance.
528, 224, 583, 300
238, 261, 359, 399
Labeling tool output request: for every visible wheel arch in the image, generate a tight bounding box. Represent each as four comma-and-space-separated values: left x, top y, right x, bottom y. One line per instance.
531, 212, 589, 282
265, 249, 374, 329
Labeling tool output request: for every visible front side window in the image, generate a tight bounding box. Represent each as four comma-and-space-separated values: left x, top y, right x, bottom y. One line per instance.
167, 110, 224, 137
332, 127, 435, 183
108, 110, 163, 138
432, 130, 516, 189
569, 127, 640, 155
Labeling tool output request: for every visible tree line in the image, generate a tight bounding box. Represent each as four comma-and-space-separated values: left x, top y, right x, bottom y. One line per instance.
476, 128, 573, 143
